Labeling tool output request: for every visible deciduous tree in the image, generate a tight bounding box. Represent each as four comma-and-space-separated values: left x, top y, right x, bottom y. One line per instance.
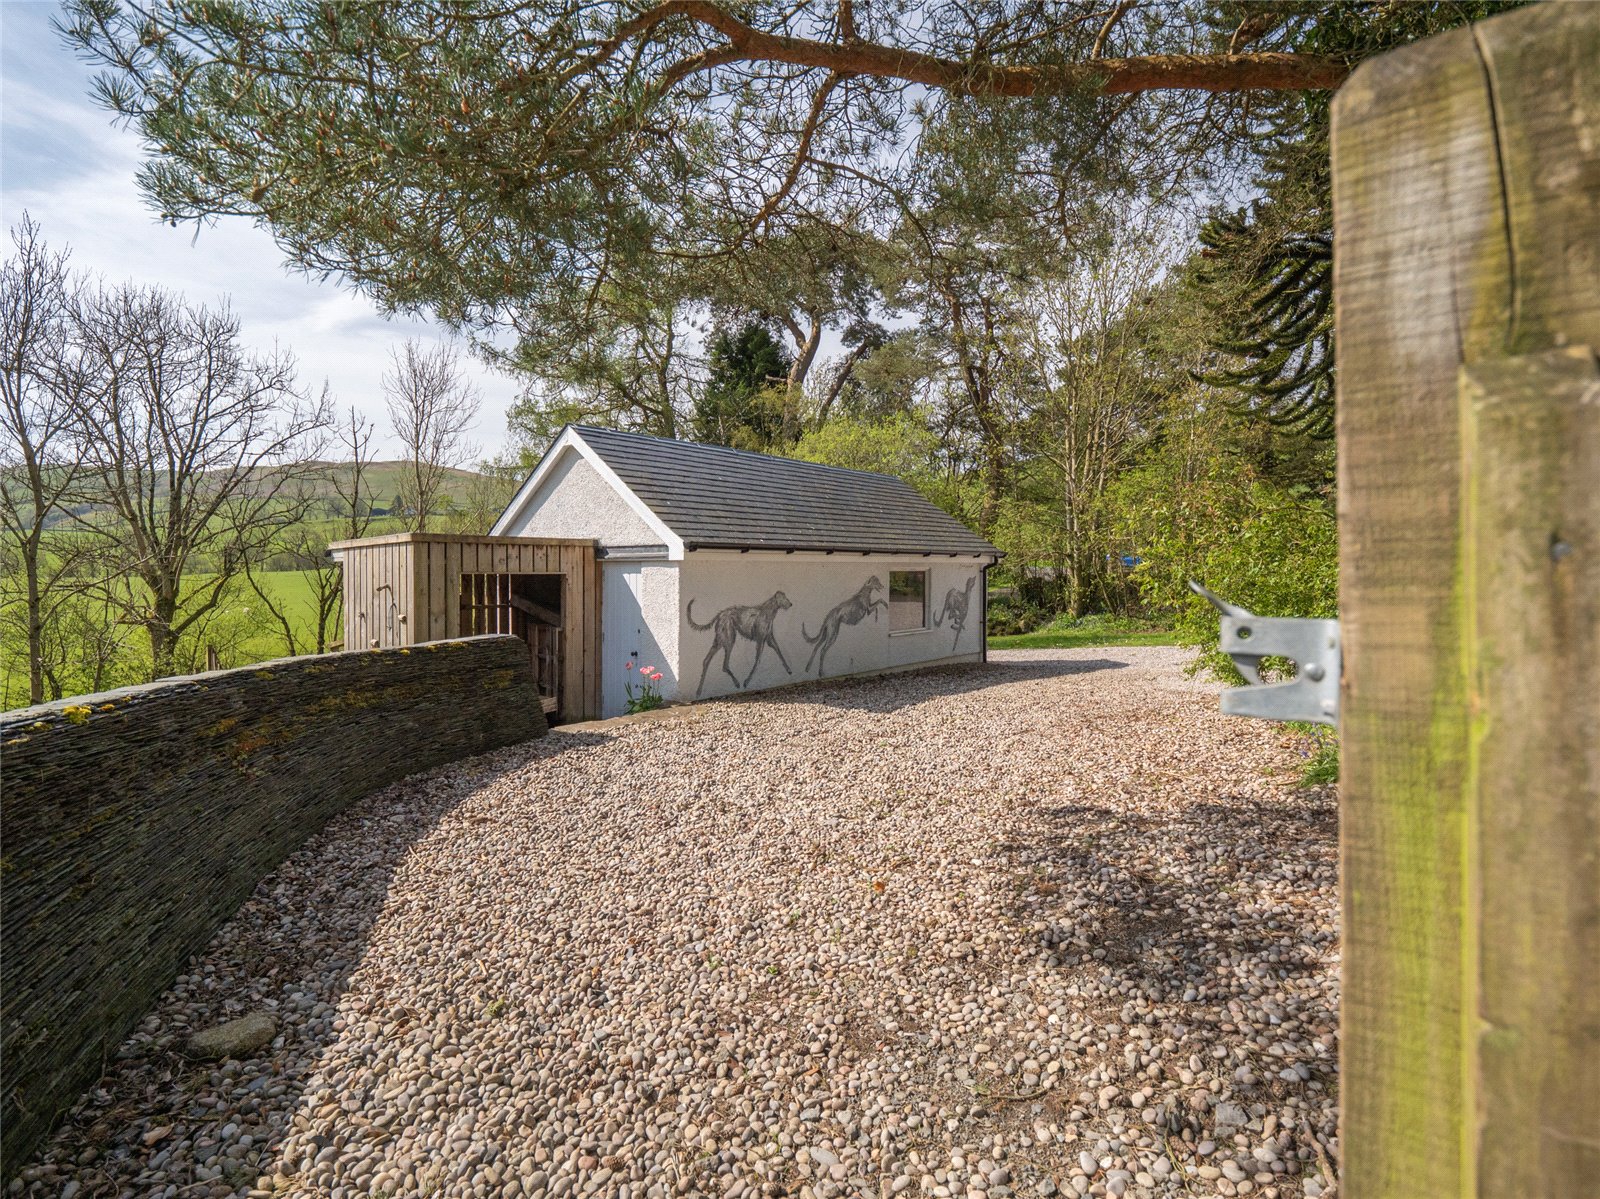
384, 340, 480, 532
0, 217, 93, 703
1006, 219, 1177, 615
246, 400, 374, 655
64, 282, 330, 679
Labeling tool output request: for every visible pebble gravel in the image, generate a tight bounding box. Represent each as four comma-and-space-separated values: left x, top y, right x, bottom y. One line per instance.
12, 647, 1341, 1199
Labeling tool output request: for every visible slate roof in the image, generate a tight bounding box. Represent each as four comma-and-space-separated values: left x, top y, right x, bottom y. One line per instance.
569, 425, 1000, 557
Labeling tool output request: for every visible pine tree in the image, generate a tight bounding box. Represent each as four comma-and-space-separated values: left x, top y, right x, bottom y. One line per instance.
694, 323, 791, 450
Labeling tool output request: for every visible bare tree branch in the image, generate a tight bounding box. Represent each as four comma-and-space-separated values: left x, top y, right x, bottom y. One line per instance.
1091, 1, 1138, 60
749, 71, 843, 238
61, 282, 331, 678
384, 340, 481, 532
1, 216, 95, 702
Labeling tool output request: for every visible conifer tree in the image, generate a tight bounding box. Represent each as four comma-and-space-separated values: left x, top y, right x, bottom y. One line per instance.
1193, 1, 1523, 440
694, 323, 791, 450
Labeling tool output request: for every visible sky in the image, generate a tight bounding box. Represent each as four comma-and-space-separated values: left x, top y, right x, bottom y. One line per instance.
0, 1, 519, 460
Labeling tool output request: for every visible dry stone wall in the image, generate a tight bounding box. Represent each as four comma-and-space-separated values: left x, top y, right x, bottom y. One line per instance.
0, 636, 546, 1174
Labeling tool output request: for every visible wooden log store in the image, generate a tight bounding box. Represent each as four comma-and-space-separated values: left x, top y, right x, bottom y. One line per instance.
328, 533, 601, 722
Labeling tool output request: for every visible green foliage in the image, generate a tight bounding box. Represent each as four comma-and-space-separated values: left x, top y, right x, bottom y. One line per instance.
839, 332, 942, 422
0, 565, 335, 708
984, 591, 1050, 638
0, 461, 505, 708
988, 610, 1175, 649
791, 412, 936, 478
695, 323, 792, 450
45, 2, 1521, 706
1109, 433, 1338, 682
791, 412, 976, 528
623, 663, 666, 714
1298, 729, 1340, 786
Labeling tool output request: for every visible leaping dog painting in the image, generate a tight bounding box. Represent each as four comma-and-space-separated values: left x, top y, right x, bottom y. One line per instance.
686, 590, 794, 694
931, 576, 977, 649
802, 576, 886, 675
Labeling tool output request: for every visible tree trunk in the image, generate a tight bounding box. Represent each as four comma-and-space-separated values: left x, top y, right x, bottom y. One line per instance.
411, 459, 431, 533
25, 546, 43, 705
979, 438, 1005, 539
784, 314, 823, 444
617, 4, 1350, 96
148, 591, 180, 681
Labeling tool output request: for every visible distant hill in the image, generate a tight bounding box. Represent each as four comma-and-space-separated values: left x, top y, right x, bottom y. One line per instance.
13, 460, 514, 530
291, 460, 500, 513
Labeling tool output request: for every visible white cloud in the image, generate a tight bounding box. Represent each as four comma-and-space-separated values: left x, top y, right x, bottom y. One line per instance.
1, 1, 518, 461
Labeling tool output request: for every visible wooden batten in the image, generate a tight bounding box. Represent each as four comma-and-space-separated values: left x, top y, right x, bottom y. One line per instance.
331, 533, 602, 721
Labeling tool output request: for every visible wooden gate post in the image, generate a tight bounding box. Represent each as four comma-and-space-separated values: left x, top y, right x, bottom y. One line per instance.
1332, 5, 1599, 1196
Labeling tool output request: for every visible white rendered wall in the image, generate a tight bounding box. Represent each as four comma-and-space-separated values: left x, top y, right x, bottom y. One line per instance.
676, 553, 986, 703
503, 451, 660, 547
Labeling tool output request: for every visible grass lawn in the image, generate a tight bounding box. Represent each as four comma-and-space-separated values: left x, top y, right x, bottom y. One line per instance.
987, 612, 1179, 651
988, 627, 1179, 650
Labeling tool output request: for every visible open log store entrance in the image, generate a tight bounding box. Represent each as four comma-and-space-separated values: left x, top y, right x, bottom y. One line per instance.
460, 572, 564, 712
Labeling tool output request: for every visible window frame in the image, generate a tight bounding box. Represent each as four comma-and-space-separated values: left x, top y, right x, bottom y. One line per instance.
888, 569, 929, 634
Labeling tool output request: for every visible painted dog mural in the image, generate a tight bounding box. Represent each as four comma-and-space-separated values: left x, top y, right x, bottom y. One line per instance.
686, 590, 794, 694
931, 576, 977, 649
802, 576, 887, 675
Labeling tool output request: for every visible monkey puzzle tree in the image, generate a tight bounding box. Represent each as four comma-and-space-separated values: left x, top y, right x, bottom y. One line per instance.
1192, 0, 1524, 439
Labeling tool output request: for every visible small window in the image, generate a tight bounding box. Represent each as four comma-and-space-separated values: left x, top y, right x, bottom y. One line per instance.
889, 570, 927, 632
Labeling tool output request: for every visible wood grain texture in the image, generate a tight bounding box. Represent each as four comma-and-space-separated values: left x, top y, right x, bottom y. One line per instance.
1333, 5, 1600, 1195
1461, 349, 1600, 1192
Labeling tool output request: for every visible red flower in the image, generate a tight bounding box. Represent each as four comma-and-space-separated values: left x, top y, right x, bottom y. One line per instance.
650, 672, 664, 682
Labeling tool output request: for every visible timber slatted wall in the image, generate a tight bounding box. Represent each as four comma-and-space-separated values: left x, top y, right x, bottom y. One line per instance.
332, 534, 602, 720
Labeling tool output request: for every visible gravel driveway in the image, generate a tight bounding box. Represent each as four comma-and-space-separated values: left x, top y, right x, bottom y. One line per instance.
16, 647, 1340, 1199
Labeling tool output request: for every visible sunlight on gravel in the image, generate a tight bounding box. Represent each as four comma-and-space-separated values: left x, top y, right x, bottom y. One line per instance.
17, 647, 1340, 1199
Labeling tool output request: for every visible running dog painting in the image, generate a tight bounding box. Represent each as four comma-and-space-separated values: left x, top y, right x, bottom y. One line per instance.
686, 590, 794, 694
931, 576, 977, 649
802, 576, 887, 675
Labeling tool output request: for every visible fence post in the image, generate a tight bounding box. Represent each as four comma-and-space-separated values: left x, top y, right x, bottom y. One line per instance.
1331, 5, 1599, 1196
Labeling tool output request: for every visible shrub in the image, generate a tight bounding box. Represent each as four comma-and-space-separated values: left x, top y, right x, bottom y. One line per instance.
1111, 471, 1337, 683
985, 592, 1049, 637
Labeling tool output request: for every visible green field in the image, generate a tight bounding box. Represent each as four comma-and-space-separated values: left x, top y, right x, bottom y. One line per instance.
186, 568, 336, 665
988, 612, 1178, 651
24, 460, 505, 533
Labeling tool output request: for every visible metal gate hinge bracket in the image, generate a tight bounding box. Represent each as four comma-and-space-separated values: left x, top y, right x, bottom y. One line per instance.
1188, 581, 1340, 727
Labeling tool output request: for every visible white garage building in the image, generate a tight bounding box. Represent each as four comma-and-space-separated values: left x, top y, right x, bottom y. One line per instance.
491, 425, 1002, 717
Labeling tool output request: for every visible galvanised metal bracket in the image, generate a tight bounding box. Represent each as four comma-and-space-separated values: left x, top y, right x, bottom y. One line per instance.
1188, 581, 1340, 727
